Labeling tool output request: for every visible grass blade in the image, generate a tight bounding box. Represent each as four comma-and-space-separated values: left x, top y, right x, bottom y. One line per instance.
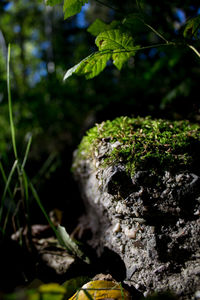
7, 44, 18, 160
22, 171, 29, 202
0, 159, 18, 220
21, 136, 32, 226
119, 282, 125, 300
82, 289, 94, 300
21, 134, 32, 171
0, 160, 13, 199
29, 182, 59, 239
32, 152, 57, 185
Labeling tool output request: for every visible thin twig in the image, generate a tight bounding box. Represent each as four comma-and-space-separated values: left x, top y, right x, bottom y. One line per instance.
93, 42, 175, 55
187, 44, 200, 58
137, 42, 175, 51
141, 20, 169, 43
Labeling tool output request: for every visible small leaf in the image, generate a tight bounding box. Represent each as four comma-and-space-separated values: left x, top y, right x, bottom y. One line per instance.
87, 19, 108, 36
183, 15, 200, 39
87, 19, 120, 37
57, 225, 90, 263
63, 0, 88, 19
64, 51, 111, 80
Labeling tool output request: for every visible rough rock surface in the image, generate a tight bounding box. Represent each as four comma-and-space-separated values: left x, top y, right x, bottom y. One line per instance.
73, 118, 200, 299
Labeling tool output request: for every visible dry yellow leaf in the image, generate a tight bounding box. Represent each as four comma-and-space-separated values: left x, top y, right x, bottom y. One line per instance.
69, 280, 131, 300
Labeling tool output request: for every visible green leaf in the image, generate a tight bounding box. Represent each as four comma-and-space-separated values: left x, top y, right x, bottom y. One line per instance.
64, 51, 111, 79
0, 159, 18, 221
87, 19, 108, 36
87, 19, 120, 37
57, 225, 90, 263
64, 30, 140, 79
45, 0, 62, 6
96, 29, 136, 51
63, 0, 88, 19
183, 15, 200, 39
96, 29, 140, 70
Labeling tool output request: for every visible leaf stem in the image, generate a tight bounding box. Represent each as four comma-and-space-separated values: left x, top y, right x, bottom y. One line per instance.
140, 20, 169, 43
138, 42, 175, 51
187, 44, 200, 58
97, 42, 175, 55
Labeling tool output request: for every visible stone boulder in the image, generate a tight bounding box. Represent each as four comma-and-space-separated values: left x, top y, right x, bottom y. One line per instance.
73, 116, 200, 299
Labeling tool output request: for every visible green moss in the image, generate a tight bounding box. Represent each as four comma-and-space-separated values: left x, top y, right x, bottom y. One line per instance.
75, 116, 200, 176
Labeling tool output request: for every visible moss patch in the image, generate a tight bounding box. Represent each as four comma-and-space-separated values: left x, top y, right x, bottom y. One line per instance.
75, 116, 200, 176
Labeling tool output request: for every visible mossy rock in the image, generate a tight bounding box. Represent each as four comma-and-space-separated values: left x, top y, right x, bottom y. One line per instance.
74, 116, 200, 176
72, 116, 200, 299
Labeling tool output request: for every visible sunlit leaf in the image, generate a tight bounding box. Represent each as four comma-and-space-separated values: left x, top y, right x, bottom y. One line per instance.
64, 51, 111, 79
96, 29, 136, 51
96, 30, 140, 70
64, 30, 140, 79
63, 0, 88, 19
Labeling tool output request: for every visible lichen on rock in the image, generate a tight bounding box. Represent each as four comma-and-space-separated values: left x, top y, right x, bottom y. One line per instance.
73, 116, 200, 299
